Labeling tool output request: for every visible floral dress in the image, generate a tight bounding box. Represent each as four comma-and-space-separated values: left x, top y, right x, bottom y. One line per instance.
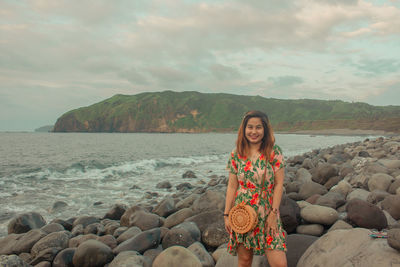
226, 144, 287, 255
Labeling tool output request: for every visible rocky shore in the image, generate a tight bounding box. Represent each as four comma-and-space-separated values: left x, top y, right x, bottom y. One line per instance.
1, 136, 400, 267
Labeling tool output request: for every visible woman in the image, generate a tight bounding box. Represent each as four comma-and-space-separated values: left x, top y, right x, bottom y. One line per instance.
224, 110, 287, 267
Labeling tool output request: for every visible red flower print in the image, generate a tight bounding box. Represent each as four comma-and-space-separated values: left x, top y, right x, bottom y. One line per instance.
259, 154, 265, 161
244, 161, 252, 172
246, 181, 256, 189
250, 193, 259, 205
268, 196, 273, 205
275, 161, 281, 169
282, 231, 285, 237
283, 243, 286, 249
267, 235, 273, 245
253, 227, 260, 235
231, 160, 237, 171
270, 151, 275, 162
239, 180, 245, 187
268, 183, 274, 190
238, 154, 247, 160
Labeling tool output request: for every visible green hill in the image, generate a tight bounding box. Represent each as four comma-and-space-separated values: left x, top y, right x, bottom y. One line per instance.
53, 91, 400, 133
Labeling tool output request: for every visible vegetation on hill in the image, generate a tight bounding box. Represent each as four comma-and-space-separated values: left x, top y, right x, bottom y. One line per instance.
53, 91, 400, 133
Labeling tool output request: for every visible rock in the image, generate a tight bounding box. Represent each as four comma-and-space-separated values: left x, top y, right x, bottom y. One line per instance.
302, 158, 315, 169
383, 210, 398, 228
305, 194, 321, 204
315, 191, 346, 209
300, 205, 338, 225
8, 212, 46, 234
31, 231, 70, 259
49, 201, 68, 213
162, 222, 201, 249
287, 192, 303, 201
368, 173, 394, 192
156, 181, 172, 189
84, 223, 105, 235
113, 228, 161, 254
381, 195, 400, 220
323, 176, 342, 190
311, 163, 338, 185
367, 190, 391, 204
297, 228, 400, 267
279, 196, 301, 234
0, 234, 22, 254
183, 170, 197, 178
296, 224, 324, 236
185, 210, 223, 232
13, 229, 47, 254
358, 150, 371, 157
346, 199, 388, 230
163, 208, 194, 228
104, 221, 120, 236
96, 235, 117, 249
176, 195, 200, 210
188, 242, 215, 267
296, 168, 312, 183
68, 234, 97, 248
143, 247, 163, 266
70, 224, 84, 237
387, 228, 400, 252
72, 240, 114, 267
112, 226, 127, 238
327, 220, 353, 232
330, 180, 352, 197
116, 226, 142, 244
40, 223, 64, 234
388, 178, 400, 194
298, 181, 328, 200
0, 255, 31, 267
176, 182, 193, 191
30, 247, 60, 265
285, 181, 301, 193
108, 251, 147, 267
50, 219, 73, 231
364, 162, 389, 174
34, 262, 51, 267
378, 159, 400, 169
338, 163, 354, 178
346, 188, 370, 202
153, 196, 176, 217
72, 216, 100, 229
53, 248, 76, 267
208, 178, 219, 186
214, 250, 268, 266
192, 190, 225, 213
202, 219, 229, 248
120, 206, 161, 231
103, 204, 127, 220
153, 246, 202, 267
286, 234, 318, 267
18, 253, 31, 263
346, 173, 369, 189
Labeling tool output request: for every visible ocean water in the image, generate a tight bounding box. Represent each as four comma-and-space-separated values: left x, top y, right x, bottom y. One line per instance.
0, 132, 376, 237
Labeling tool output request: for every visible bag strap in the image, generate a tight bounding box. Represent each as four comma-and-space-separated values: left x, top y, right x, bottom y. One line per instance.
258, 158, 268, 198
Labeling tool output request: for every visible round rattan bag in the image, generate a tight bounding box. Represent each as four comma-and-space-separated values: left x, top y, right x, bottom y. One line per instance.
228, 203, 258, 234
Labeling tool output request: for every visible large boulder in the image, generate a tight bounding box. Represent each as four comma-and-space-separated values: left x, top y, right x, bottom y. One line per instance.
279, 195, 301, 234
346, 199, 387, 230
185, 210, 223, 232
201, 219, 229, 248
388, 178, 400, 194
8, 212, 46, 234
192, 190, 225, 213
188, 242, 215, 267
368, 173, 394, 192
296, 224, 324, 236
103, 204, 127, 220
300, 205, 338, 225
0, 234, 23, 255
286, 234, 318, 267
120, 206, 161, 231
315, 191, 345, 209
176, 194, 200, 209
296, 168, 312, 183
113, 228, 161, 254
52, 248, 76, 267
31, 231, 70, 259
12, 229, 47, 254
162, 222, 201, 249
72, 240, 114, 267
378, 159, 400, 169
153, 196, 176, 217
298, 182, 328, 200
381, 195, 400, 220
116, 226, 142, 244
387, 228, 400, 252
153, 246, 202, 267
108, 251, 148, 267
311, 163, 338, 185
163, 208, 194, 228
297, 228, 400, 267
346, 188, 369, 202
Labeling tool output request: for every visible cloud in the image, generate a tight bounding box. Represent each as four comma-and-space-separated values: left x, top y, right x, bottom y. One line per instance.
353, 58, 400, 75
268, 76, 304, 88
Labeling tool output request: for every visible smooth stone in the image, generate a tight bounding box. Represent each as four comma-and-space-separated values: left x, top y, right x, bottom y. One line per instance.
298, 181, 328, 200
113, 228, 161, 254
31, 231, 70, 258
315, 191, 346, 209
116, 226, 142, 244
297, 228, 400, 267
176, 195, 200, 210
383, 210, 399, 228
296, 224, 324, 236
0, 234, 23, 255
388, 178, 400, 194
103, 204, 127, 220
286, 234, 318, 267
279, 195, 301, 234
339, 163, 354, 178
104, 221, 120, 236
346, 173, 369, 189
327, 220, 353, 232
53, 248, 76, 267
346, 199, 388, 230
162, 222, 201, 249
368, 173, 394, 192
285, 181, 302, 193
8, 212, 46, 234
300, 205, 338, 225
301, 158, 315, 169
50, 219, 73, 232
156, 181, 172, 189
296, 168, 312, 183
49, 201, 68, 213
192, 190, 225, 213
34, 261, 51, 267
143, 246, 163, 266
305, 194, 321, 204
201, 219, 229, 248
176, 182, 193, 191
84, 223, 105, 235
30, 247, 60, 265
72, 240, 114, 267
163, 208, 194, 229
96, 235, 117, 249
68, 234, 97, 248
387, 228, 400, 252
188, 242, 215, 267
108, 251, 147, 267
185, 210, 223, 232
0, 255, 31, 267
378, 159, 400, 169
324, 176, 342, 190
182, 170, 197, 178
367, 190, 391, 204
346, 188, 370, 202
72, 216, 100, 229
381, 195, 400, 220
153, 246, 202, 267
311, 163, 338, 185
330, 180, 352, 197
70, 224, 84, 237
40, 223, 65, 234
12, 229, 47, 254
153, 196, 176, 217
120, 206, 161, 231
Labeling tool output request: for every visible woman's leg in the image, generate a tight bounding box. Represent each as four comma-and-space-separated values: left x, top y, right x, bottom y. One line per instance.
237, 244, 253, 267
265, 249, 287, 267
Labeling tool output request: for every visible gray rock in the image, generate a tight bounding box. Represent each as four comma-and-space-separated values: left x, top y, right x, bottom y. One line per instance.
0, 255, 32, 267
188, 242, 215, 267
49, 201, 68, 213
378, 159, 400, 169
346, 188, 370, 202
185, 210, 223, 232
30, 247, 60, 266
113, 228, 161, 254
296, 224, 324, 236
176, 182, 193, 191
120, 206, 161, 231
192, 190, 225, 213
327, 220, 353, 232
346, 173, 369, 189
116, 226, 142, 244
300, 205, 338, 225
52, 248, 76, 267
315, 191, 345, 209
297, 228, 400, 267
176, 194, 200, 209
72, 216, 100, 229
103, 204, 127, 220
346, 198, 387, 230
162, 222, 201, 249
96, 235, 117, 249
286, 234, 318, 267
108, 251, 147, 267
143, 246, 163, 266
381, 195, 400, 220
202, 219, 229, 248
298, 181, 328, 200
387, 228, 400, 252
72, 240, 114, 267
0, 234, 22, 255
338, 163, 354, 178
84, 223, 105, 235
68, 234, 97, 248
330, 180, 352, 197
153, 246, 202, 267
49, 219, 72, 232
153, 196, 176, 217
8, 212, 46, 234
104, 221, 120, 236
70, 224, 84, 237
31, 231, 70, 259
388, 178, 400, 194
13, 229, 47, 254
285, 181, 301, 193
301, 158, 315, 169
311, 163, 338, 185
280, 195, 301, 234
368, 173, 394, 192
182, 170, 197, 178
163, 208, 194, 229
296, 168, 312, 183
367, 190, 391, 204
324, 176, 342, 190
40, 223, 64, 234
156, 181, 172, 189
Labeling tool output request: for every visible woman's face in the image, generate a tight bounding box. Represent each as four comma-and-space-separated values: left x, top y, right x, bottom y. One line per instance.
245, 117, 264, 145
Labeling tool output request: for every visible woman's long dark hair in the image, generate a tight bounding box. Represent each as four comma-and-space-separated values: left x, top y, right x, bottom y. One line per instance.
236, 110, 275, 160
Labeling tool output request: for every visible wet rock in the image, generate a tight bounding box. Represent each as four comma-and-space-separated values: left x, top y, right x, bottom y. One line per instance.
176, 182, 194, 191
188, 242, 215, 267
163, 208, 194, 229
72, 240, 114, 267
162, 222, 201, 249
153, 246, 202, 267
103, 204, 127, 220
346, 199, 387, 230
185, 210, 223, 232
50, 201, 68, 213
156, 181, 172, 189
143, 246, 163, 266
8, 212, 46, 234
116, 226, 142, 244
285, 181, 301, 193
182, 170, 197, 178
301, 158, 315, 169
53, 247, 76, 267
381, 195, 400, 220
112, 226, 128, 238
31, 231, 70, 259
300, 205, 338, 225
153, 196, 176, 217
104, 221, 120, 236
113, 228, 161, 254
13, 229, 47, 254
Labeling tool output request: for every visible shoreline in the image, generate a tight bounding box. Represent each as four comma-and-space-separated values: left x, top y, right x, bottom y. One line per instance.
276, 128, 397, 136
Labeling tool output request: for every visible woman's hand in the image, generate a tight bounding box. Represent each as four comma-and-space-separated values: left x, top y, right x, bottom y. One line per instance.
265, 212, 278, 237
224, 216, 231, 234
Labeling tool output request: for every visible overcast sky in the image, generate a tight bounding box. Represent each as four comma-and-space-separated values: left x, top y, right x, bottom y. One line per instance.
1, 0, 400, 131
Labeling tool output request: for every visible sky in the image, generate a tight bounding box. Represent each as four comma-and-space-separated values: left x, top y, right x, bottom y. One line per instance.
1, 0, 400, 131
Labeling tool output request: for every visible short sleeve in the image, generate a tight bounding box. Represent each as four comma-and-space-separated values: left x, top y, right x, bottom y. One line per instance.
270, 144, 285, 173
227, 150, 238, 175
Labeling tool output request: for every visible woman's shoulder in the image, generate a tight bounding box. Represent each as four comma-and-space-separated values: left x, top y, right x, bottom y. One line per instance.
273, 144, 283, 154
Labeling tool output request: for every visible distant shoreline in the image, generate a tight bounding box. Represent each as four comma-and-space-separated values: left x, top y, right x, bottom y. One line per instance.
276, 128, 396, 136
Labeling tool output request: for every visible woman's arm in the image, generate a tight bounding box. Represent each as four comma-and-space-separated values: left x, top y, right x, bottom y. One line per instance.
224, 172, 239, 233
265, 167, 284, 236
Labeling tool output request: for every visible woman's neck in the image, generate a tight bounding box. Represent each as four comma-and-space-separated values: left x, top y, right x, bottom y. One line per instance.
248, 143, 261, 156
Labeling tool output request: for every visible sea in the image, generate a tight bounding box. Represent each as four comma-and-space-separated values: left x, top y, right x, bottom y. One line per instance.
0, 132, 379, 237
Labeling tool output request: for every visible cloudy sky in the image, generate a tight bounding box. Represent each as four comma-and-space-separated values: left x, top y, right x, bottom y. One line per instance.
1, 0, 400, 131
